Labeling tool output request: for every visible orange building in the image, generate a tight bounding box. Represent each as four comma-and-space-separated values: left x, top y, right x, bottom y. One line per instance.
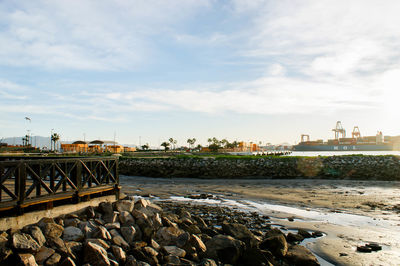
61, 141, 88, 153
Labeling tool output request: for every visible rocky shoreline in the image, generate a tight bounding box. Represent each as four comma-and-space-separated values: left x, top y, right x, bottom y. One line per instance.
119, 155, 400, 180
0, 197, 322, 266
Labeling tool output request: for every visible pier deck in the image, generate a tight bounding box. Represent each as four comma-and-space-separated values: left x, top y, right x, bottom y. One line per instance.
0, 156, 119, 215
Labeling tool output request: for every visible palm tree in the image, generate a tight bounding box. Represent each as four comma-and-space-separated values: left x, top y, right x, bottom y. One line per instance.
161, 142, 170, 152
51, 133, 60, 152
169, 138, 174, 150
187, 138, 196, 150
207, 138, 212, 146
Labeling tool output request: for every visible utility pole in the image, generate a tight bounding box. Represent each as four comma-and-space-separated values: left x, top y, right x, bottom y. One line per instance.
113, 131, 116, 153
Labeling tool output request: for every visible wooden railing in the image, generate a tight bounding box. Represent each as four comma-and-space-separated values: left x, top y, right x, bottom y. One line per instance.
0, 157, 119, 213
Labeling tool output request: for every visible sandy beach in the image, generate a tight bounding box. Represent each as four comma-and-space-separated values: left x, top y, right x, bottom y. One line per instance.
121, 176, 400, 265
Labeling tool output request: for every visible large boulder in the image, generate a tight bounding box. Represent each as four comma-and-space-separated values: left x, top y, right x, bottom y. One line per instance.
156, 226, 184, 246
24, 226, 46, 247
190, 234, 207, 253
120, 226, 137, 244
12, 233, 41, 252
63, 226, 84, 242
114, 200, 135, 213
119, 211, 135, 225
205, 235, 244, 264
85, 238, 110, 250
222, 223, 259, 247
46, 237, 70, 257
111, 245, 127, 263
45, 252, 62, 266
110, 229, 130, 249
42, 223, 64, 239
163, 246, 186, 257
34, 246, 55, 264
259, 234, 288, 257
84, 242, 110, 266
17, 253, 38, 266
285, 245, 320, 266
93, 225, 112, 240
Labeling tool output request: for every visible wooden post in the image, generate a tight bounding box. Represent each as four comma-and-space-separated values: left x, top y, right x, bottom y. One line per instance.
50, 163, 55, 193
16, 162, 26, 214
114, 158, 119, 200
34, 163, 41, 197
73, 161, 82, 203
0, 164, 3, 201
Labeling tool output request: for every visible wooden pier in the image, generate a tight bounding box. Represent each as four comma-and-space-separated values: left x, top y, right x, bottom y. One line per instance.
0, 156, 119, 215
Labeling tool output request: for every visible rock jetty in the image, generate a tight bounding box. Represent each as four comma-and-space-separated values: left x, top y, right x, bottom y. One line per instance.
119, 156, 400, 180
0, 197, 321, 265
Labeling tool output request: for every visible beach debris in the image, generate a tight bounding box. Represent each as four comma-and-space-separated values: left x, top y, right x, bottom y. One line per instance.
366, 242, 382, 251
339, 252, 348, 256
357, 242, 383, 253
357, 245, 372, 252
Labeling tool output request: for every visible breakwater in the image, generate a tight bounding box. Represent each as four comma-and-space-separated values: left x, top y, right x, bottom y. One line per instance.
119, 155, 400, 180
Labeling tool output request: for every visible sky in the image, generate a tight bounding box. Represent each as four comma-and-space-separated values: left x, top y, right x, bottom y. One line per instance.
1, 0, 400, 147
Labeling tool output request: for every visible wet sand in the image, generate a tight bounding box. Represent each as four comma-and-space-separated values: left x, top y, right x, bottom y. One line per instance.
121, 176, 400, 265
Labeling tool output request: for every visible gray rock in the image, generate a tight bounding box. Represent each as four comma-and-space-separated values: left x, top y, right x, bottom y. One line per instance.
63, 226, 84, 241
287, 232, 304, 243
99, 201, 114, 216
177, 232, 190, 247
46, 237, 70, 256
150, 238, 160, 251
156, 226, 184, 246
86, 206, 96, 219
37, 217, 55, 229
120, 226, 137, 244
134, 198, 149, 209
17, 253, 38, 266
285, 245, 320, 266
164, 255, 180, 264
143, 246, 158, 257
65, 241, 83, 261
42, 223, 64, 239
84, 242, 110, 266
111, 245, 126, 263
115, 200, 135, 213
105, 222, 121, 230
259, 234, 288, 257
85, 238, 110, 250
205, 235, 244, 264
190, 234, 207, 253
298, 229, 312, 238
12, 233, 41, 252
64, 218, 80, 228
110, 229, 130, 249
24, 225, 46, 247
119, 211, 135, 225
93, 225, 112, 240
45, 252, 62, 266
35, 246, 55, 264
163, 246, 186, 257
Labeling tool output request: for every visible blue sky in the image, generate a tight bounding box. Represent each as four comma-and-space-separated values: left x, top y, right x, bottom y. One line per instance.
1, 0, 400, 146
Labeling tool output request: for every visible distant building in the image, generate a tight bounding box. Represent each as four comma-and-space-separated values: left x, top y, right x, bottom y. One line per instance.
61, 140, 136, 153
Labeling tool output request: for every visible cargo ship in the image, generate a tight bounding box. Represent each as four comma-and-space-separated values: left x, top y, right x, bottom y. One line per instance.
293, 121, 400, 151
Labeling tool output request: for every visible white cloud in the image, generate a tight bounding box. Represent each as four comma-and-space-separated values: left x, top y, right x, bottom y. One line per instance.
0, 0, 212, 70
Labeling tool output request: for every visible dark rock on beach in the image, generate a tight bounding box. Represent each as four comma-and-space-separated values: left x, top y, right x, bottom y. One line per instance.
0, 197, 321, 266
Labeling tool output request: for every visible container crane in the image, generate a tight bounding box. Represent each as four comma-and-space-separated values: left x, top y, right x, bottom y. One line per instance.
352, 126, 361, 139
332, 121, 346, 139
301, 134, 310, 142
